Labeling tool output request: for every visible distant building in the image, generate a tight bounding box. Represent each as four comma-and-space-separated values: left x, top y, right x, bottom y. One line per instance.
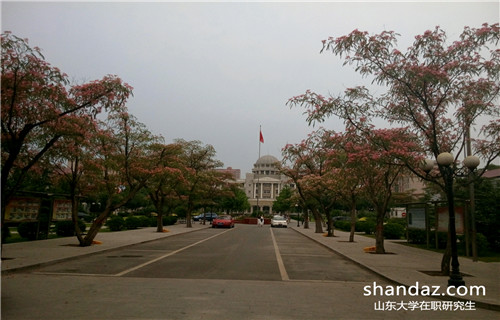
483, 168, 500, 188
392, 174, 426, 199
216, 167, 241, 180
237, 155, 294, 214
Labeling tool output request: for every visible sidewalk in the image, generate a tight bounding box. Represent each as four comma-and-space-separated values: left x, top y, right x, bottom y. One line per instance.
1, 222, 209, 273
2, 221, 499, 311
290, 224, 500, 311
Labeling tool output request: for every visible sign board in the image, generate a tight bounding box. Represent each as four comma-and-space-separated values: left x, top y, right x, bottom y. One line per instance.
52, 199, 73, 221
5, 197, 41, 222
407, 207, 426, 230
437, 206, 464, 234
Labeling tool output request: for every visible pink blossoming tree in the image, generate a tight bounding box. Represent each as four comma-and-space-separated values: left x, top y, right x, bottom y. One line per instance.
1, 32, 133, 236
289, 24, 499, 270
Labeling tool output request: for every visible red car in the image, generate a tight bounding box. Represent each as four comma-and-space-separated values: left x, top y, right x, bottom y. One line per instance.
212, 215, 235, 228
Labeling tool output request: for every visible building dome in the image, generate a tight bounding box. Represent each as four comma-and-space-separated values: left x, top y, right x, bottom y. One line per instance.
255, 155, 280, 167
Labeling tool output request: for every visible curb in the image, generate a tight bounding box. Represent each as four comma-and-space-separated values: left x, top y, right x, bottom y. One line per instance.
2, 226, 208, 275
290, 227, 500, 312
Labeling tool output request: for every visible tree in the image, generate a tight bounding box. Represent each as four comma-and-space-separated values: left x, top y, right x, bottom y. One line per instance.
144, 142, 184, 232
281, 129, 340, 234
343, 125, 420, 252
322, 131, 363, 242
289, 24, 499, 269
280, 145, 313, 230
1, 32, 132, 235
47, 113, 100, 243
272, 186, 294, 214
78, 113, 159, 246
175, 139, 224, 227
220, 186, 250, 214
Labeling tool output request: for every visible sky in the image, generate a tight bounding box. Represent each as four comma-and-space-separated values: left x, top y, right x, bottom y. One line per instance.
2, 1, 499, 176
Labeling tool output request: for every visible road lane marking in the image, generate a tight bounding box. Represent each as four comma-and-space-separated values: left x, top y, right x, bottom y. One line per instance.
115, 228, 234, 277
270, 228, 289, 281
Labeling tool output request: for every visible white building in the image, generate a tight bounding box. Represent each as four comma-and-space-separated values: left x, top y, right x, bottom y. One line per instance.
237, 155, 294, 214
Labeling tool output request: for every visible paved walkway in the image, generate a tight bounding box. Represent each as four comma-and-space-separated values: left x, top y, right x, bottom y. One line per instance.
2, 221, 499, 311
292, 224, 500, 311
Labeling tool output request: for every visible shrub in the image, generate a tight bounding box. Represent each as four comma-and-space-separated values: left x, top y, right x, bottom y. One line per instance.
136, 215, 151, 227
383, 223, 405, 239
163, 215, 178, 226
55, 220, 86, 237
408, 230, 448, 249
387, 218, 406, 227
17, 222, 39, 240
106, 216, 125, 231
475, 233, 490, 255
458, 233, 490, 256
334, 220, 351, 232
125, 216, 141, 230
407, 229, 426, 244
356, 220, 376, 235
149, 216, 158, 227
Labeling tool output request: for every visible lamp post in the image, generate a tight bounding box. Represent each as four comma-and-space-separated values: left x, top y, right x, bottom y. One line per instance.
427, 152, 480, 288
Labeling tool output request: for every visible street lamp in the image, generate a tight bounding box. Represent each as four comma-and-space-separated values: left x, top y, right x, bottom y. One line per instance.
425, 152, 480, 287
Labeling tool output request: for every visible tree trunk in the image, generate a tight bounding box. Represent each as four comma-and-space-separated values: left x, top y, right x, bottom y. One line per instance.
186, 201, 193, 228
349, 203, 356, 242
375, 208, 385, 254
80, 206, 113, 246
156, 213, 164, 232
311, 209, 323, 233
326, 212, 334, 237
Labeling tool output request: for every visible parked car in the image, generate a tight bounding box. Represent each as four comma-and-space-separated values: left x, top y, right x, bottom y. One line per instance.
271, 215, 288, 228
212, 215, 235, 228
193, 212, 218, 222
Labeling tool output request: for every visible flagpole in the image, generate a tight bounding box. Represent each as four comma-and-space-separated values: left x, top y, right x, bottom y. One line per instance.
257, 125, 261, 213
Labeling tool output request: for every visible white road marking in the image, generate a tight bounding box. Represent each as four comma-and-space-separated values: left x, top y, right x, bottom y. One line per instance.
270, 228, 289, 281
115, 228, 233, 277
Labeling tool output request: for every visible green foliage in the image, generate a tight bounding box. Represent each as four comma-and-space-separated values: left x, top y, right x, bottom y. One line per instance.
252, 210, 264, 218
148, 216, 158, 227
273, 186, 294, 213
136, 215, 152, 227
106, 216, 125, 231
408, 229, 448, 249
124, 216, 141, 230
383, 223, 405, 239
407, 229, 427, 244
17, 222, 39, 240
163, 215, 178, 226
387, 218, 406, 227
458, 233, 490, 256
334, 220, 351, 231
174, 206, 187, 218
356, 220, 376, 234
2, 225, 11, 242
55, 220, 86, 237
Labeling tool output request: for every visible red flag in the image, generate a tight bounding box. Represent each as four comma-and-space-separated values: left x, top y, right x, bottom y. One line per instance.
259, 130, 264, 143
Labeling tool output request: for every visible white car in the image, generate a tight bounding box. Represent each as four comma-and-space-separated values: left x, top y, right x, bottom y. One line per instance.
271, 215, 288, 228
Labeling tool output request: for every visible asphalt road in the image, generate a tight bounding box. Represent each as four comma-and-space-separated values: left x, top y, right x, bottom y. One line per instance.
2, 224, 499, 320
30, 224, 381, 282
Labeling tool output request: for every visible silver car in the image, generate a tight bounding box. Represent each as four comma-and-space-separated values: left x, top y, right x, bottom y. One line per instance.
271, 215, 288, 228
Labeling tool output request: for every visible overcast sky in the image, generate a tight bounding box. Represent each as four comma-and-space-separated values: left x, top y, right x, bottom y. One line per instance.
2, 1, 498, 175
